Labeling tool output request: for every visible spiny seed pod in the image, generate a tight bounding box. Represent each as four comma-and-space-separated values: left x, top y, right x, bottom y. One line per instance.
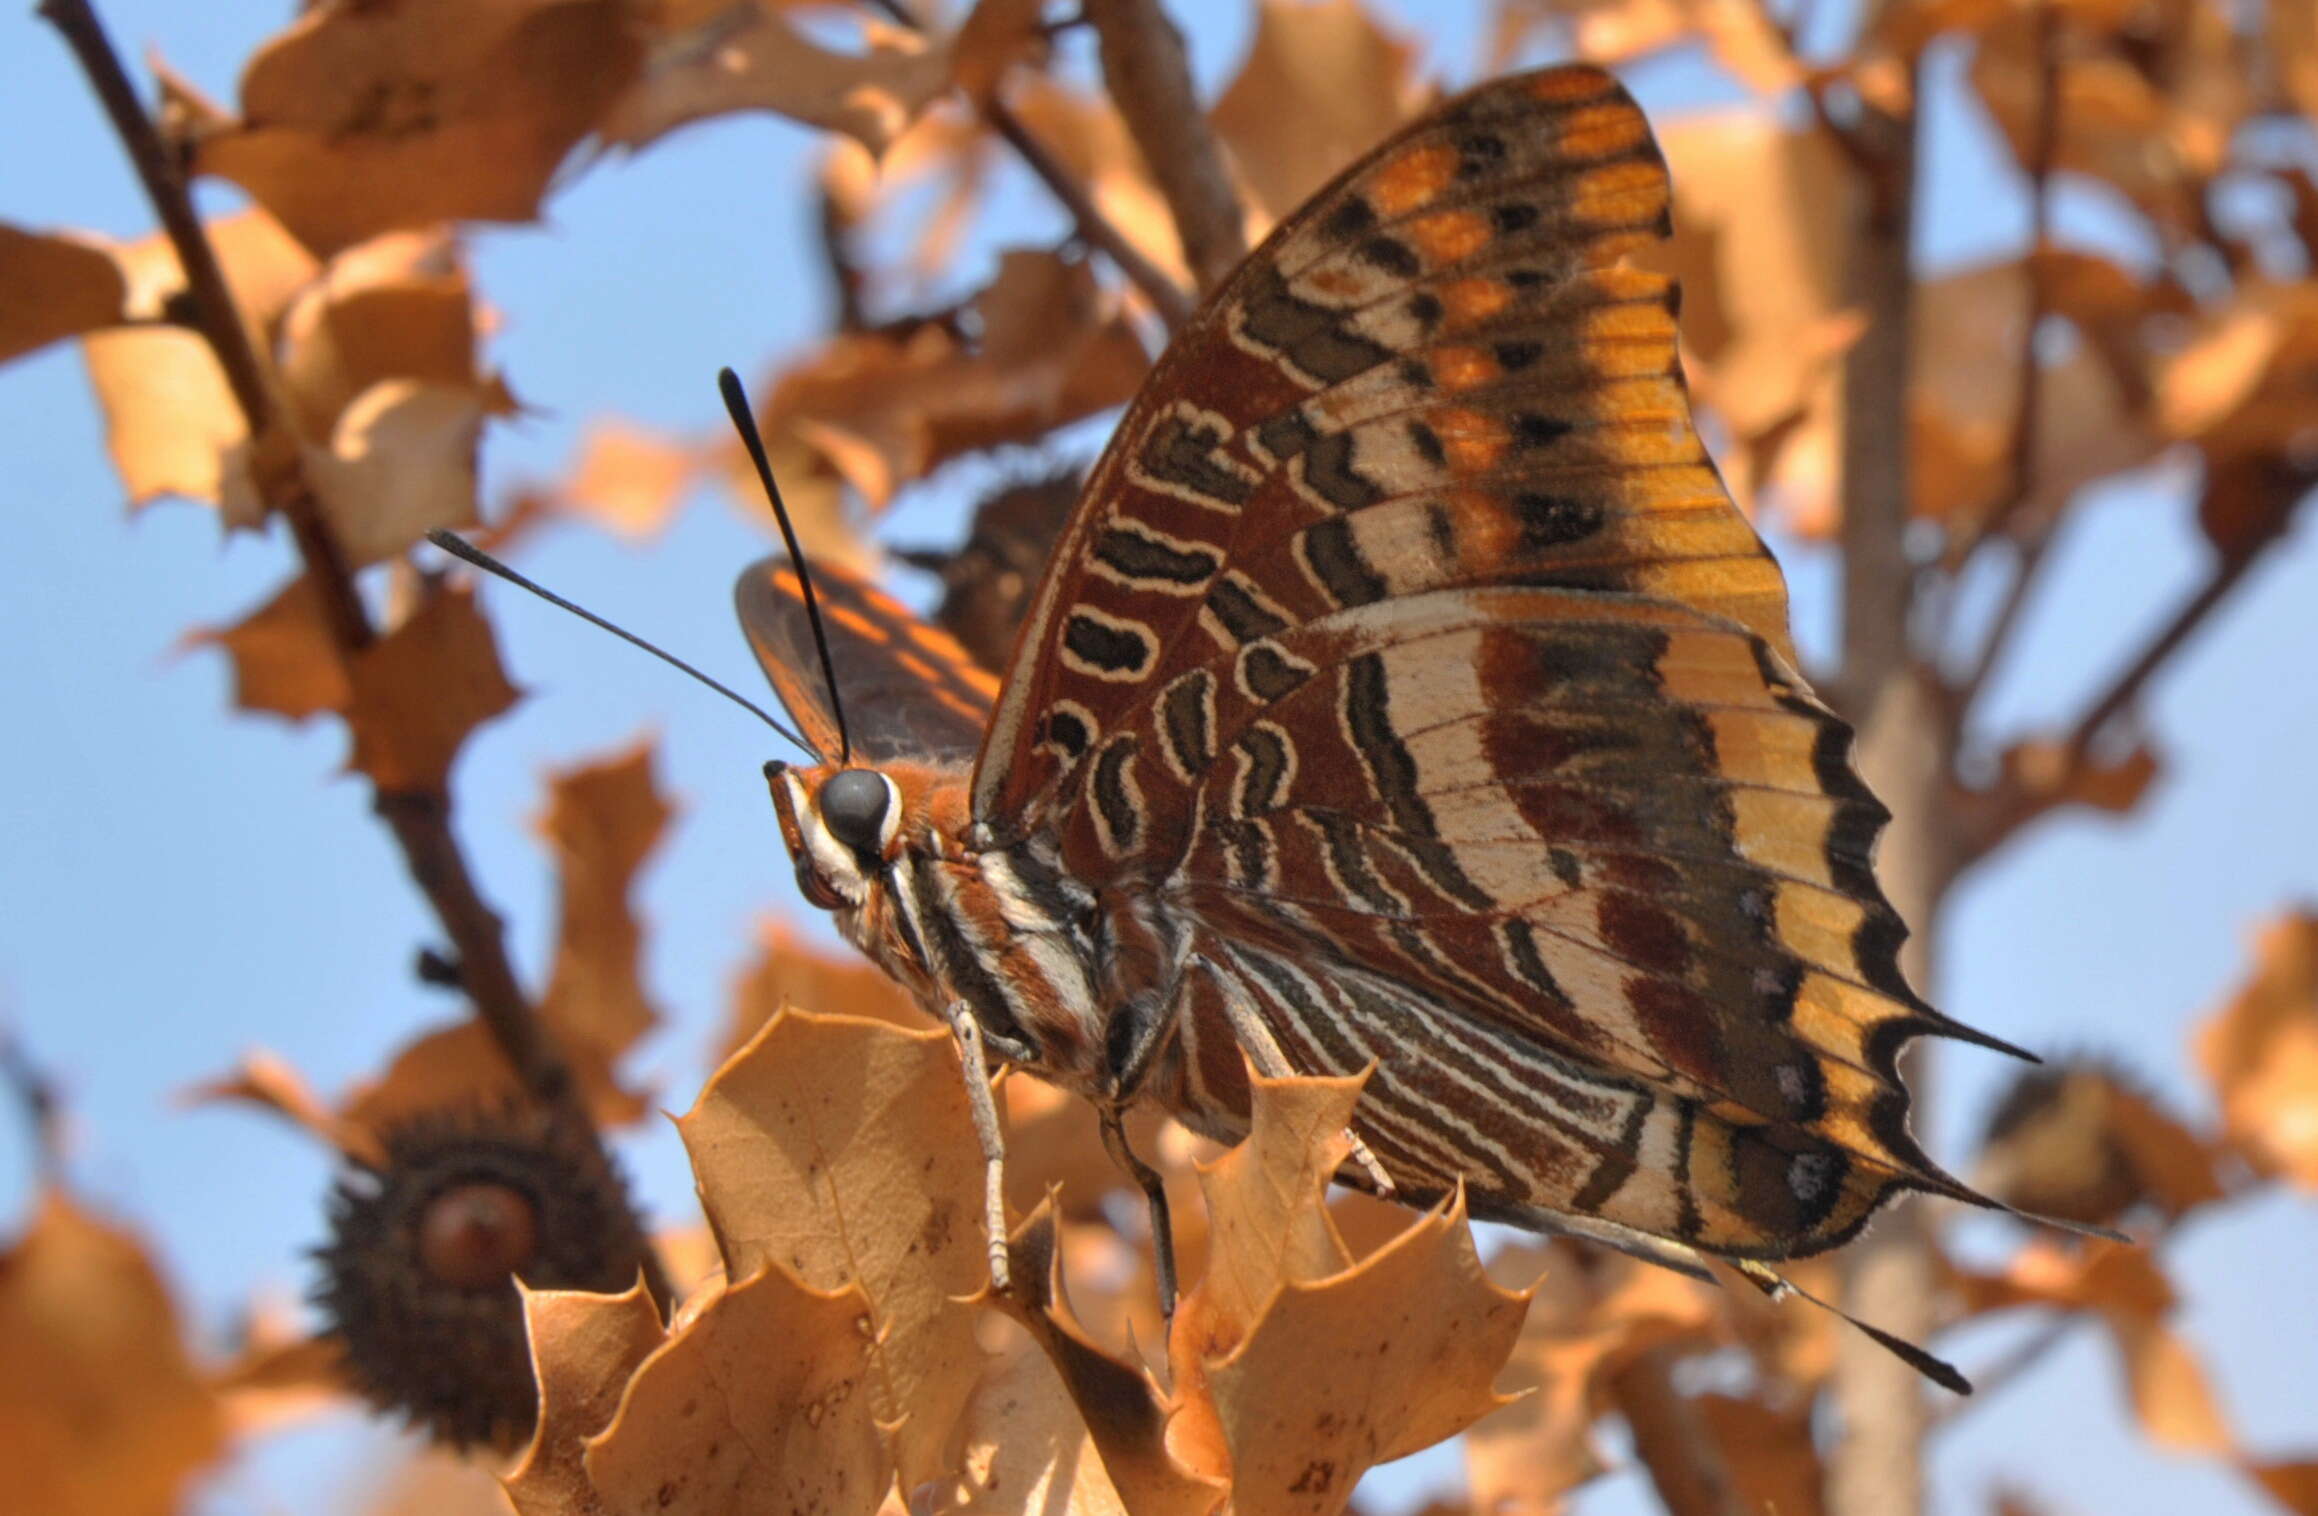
315, 1106, 650, 1449
901, 466, 1082, 672
1973, 1059, 2193, 1229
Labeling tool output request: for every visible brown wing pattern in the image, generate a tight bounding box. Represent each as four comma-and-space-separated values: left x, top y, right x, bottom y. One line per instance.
737, 556, 995, 767
973, 65, 1786, 828
968, 65, 2015, 1258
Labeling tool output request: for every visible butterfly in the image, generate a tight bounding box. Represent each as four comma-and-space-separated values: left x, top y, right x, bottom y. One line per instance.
731, 63, 2055, 1377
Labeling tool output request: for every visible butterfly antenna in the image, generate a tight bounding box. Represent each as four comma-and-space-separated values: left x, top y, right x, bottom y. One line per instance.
424, 529, 813, 755
718, 368, 853, 766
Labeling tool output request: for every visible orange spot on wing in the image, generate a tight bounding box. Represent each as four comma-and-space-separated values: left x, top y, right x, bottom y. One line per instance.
1571, 160, 1668, 226
1437, 277, 1513, 329
1405, 209, 1492, 266
1431, 345, 1500, 391
1555, 104, 1651, 160
1368, 142, 1458, 216
1430, 407, 1507, 472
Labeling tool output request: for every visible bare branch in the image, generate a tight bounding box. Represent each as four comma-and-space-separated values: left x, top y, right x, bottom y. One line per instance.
985, 98, 1195, 326
39, 0, 671, 1308
1083, 0, 1247, 295
865, 0, 1195, 324
0, 1028, 65, 1184
1607, 1347, 1750, 1516
1942, 0, 2064, 580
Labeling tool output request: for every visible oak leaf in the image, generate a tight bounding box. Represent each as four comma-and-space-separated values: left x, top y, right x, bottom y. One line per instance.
345, 581, 521, 792
187, 0, 645, 256
998, 1203, 1227, 1516
559, 423, 699, 540
1950, 1240, 2234, 1456
1210, 0, 1423, 226
1696, 1393, 1823, 1516
2196, 912, 2318, 1192
718, 916, 924, 1068
189, 575, 353, 724
1196, 1192, 1528, 1516
601, 4, 951, 158
679, 1009, 988, 1491
1464, 1242, 1720, 1510
505, 1278, 666, 1516
306, 379, 489, 566
0, 224, 127, 364
0, 1192, 227, 1516
534, 740, 672, 1108
932, 1334, 1129, 1516
585, 1261, 889, 1516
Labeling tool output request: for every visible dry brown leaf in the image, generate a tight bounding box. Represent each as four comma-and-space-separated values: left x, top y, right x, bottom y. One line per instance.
307, 378, 488, 565
1210, 0, 1424, 226
1974, 1062, 2226, 1228
504, 1278, 666, 1516
535, 740, 671, 1108
277, 229, 485, 441
999, 1203, 1228, 1516
680, 1008, 987, 1491
932, 1334, 1128, 1516
1197, 1193, 1528, 1516
1490, 0, 1798, 94
339, 1020, 530, 1140
1950, 1240, 2233, 1456
0, 1192, 227, 1516
601, 5, 951, 159
1465, 1242, 1721, 1511
762, 249, 1148, 507
2196, 913, 2318, 1192
1997, 738, 2162, 817
208, 1315, 349, 1438
1645, 111, 1858, 532
187, 575, 351, 723
76, 209, 313, 514
1912, 260, 2159, 535
0, 224, 128, 364
950, 0, 1051, 106
584, 1261, 889, 1516
719, 916, 924, 1068
345, 581, 521, 792
189, 0, 644, 256
559, 423, 698, 539
1169, 1072, 1360, 1371
181, 1047, 372, 1162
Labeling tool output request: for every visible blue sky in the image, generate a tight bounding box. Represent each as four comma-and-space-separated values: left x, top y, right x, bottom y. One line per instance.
2, 2, 2314, 1512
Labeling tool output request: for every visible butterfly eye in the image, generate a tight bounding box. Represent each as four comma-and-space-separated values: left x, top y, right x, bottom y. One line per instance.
818, 769, 892, 861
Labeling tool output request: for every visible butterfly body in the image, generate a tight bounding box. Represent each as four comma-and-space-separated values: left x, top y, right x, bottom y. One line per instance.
741, 63, 2032, 1289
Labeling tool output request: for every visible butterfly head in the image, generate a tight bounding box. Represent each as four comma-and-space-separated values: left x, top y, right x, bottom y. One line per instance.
763, 759, 903, 912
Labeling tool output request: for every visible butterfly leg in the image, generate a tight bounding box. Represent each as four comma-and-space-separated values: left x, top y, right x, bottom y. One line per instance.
939, 997, 1014, 1297
1099, 1106, 1179, 1321
1195, 953, 1398, 1197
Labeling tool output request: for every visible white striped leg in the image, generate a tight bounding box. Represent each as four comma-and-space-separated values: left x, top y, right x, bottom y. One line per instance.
940, 998, 1013, 1296
1199, 953, 1397, 1197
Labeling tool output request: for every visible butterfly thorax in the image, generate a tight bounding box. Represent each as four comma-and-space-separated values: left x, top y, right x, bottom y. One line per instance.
767, 759, 1133, 1097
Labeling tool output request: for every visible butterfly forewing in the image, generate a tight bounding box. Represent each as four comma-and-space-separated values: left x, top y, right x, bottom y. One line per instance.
736, 557, 995, 767
952, 64, 2000, 1260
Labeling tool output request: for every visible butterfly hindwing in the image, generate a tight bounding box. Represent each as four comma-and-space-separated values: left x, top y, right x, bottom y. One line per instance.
957, 64, 2004, 1260
736, 557, 995, 767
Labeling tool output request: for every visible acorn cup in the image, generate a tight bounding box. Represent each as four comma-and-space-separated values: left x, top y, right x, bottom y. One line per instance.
314, 1104, 652, 1449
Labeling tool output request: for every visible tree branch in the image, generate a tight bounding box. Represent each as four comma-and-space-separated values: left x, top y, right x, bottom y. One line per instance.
39, 0, 671, 1309
985, 98, 1195, 326
1082, 0, 1247, 295
1607, 1347, 1750, 1516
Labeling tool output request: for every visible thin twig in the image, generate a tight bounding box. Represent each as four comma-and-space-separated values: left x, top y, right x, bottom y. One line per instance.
1082, 0, 1247, 295
986, 99, 1195, 326
1959, 543, 2265, 859
863, 0, 1194, 325
39, 0, 672, 1308
0, 1029, 65, 1184
1942, 0, 2064, 579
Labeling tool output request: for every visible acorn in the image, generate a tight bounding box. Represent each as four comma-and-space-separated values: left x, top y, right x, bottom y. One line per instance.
314, 1105, 650, 1449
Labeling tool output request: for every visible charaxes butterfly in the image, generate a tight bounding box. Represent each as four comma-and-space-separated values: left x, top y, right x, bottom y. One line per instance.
718, 63, 2068, 1380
